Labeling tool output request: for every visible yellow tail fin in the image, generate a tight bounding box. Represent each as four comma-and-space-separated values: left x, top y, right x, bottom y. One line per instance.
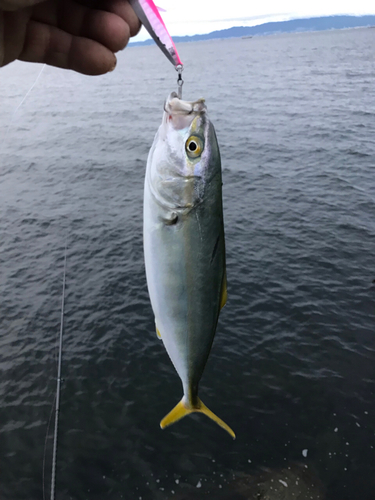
160, 398, 236, 439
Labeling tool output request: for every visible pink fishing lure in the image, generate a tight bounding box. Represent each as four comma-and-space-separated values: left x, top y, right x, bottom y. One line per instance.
129, 0, 183, 67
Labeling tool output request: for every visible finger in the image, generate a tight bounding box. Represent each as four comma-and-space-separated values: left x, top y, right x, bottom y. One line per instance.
1, 9, 29, 66
103, 0, 141, 38
32, 0, 133, 52
20, 20, 117, 75
74, 0, 141, 38
0, 0, 44, 11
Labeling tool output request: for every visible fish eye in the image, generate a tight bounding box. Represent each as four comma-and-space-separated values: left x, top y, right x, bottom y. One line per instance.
185, 136, 203, 158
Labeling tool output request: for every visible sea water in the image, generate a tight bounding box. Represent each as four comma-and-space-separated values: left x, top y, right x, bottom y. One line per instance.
0, 27, 374, 500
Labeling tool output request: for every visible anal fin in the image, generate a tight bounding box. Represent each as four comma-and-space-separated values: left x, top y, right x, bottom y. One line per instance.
220, 272, 227, 310
155, 319, 162, 340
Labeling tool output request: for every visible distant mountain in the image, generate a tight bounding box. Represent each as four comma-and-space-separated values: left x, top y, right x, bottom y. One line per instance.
130, 15, 375, 46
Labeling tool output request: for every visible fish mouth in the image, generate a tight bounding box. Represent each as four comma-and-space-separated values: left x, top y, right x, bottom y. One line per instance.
163, 93, 206, 130
165, 92, 206, 114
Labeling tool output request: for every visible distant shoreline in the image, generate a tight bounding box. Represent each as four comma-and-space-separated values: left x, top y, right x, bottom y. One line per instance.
129, 15, 375, 47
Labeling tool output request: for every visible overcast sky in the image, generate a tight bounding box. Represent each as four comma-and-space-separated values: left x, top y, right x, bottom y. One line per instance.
133, 0, 375, 41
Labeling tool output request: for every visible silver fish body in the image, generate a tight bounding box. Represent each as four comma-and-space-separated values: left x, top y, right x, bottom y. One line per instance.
143, 93, 234, 438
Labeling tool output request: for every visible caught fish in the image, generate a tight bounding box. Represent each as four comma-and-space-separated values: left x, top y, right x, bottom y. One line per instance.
143, 93, 235, 439
128, 0, 183, 67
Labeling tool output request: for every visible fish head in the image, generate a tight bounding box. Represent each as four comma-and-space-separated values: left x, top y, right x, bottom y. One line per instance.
148, 93, 220, 210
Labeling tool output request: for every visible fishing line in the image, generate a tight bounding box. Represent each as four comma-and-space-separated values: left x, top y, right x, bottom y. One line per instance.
2, 63, 46, 147
42, 239, 68, 500
42, 394, 56, 500
50, 239, 67, 500
176, 65, 184, 99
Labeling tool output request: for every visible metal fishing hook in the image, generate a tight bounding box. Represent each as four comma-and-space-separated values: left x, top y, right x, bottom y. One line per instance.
176, 65, 184, 99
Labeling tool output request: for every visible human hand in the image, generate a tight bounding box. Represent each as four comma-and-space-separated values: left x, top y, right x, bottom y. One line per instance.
0, 0, 141, 75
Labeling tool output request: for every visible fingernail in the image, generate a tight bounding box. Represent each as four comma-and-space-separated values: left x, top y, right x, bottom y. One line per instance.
109, 55, 117, 72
